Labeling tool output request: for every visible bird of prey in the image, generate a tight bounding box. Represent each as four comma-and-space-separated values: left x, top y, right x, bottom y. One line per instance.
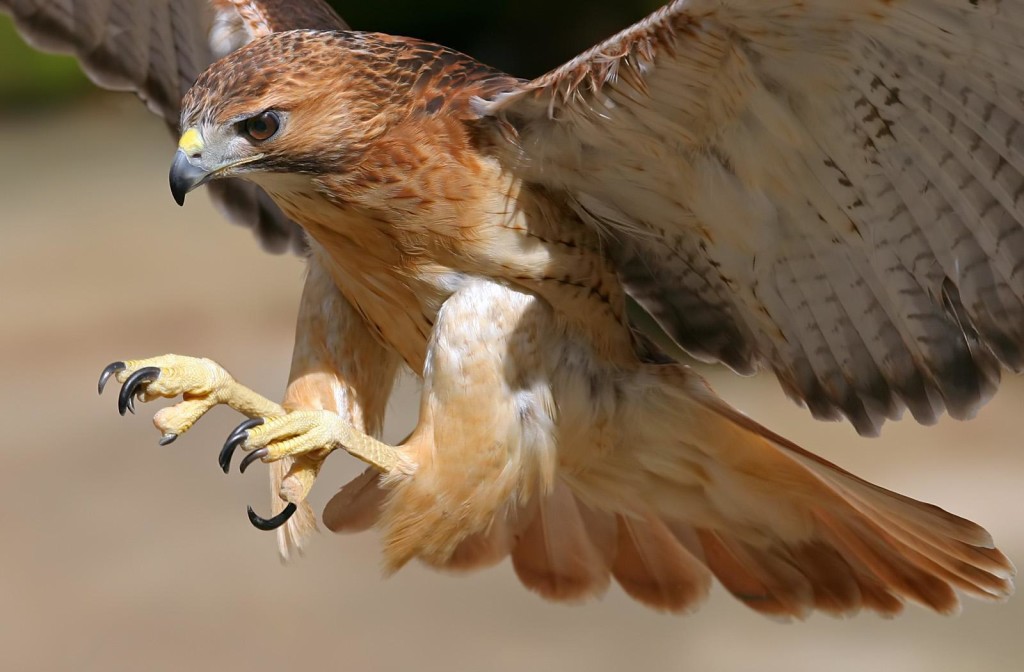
4, 0, 1022, 619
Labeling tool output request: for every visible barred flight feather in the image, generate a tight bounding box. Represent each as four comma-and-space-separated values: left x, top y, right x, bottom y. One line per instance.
479, 0, 1024, 434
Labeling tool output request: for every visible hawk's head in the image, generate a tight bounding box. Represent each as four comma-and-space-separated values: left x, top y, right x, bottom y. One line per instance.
169, 30, 393, 205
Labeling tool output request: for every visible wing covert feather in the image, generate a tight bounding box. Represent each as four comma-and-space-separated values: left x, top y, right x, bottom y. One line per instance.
0, 0, 347, 253
478, 0, 1024, 434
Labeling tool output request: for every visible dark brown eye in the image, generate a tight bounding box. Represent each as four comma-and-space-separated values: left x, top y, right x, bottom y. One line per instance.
243, 111, 280, 142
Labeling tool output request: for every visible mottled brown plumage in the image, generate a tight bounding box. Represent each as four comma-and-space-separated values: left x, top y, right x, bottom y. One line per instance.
4, 0, 1022, 619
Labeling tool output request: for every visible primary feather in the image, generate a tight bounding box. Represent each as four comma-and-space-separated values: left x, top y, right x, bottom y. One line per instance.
479, 0, 1024, 435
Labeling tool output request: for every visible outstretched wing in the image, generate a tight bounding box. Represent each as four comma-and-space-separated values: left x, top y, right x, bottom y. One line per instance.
477, 0, 1024, 435
0, 0, 348, 253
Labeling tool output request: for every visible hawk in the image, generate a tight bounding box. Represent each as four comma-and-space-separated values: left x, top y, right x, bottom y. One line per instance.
4, 0, 1022, 618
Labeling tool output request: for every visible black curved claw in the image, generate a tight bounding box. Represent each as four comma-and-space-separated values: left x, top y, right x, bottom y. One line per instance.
239, 447, 268, 474
219, 417, 264, 474
98, 362, 126, 394
158, 433, 178, 446
117, 367, 161, 416
247, 503, 297, 531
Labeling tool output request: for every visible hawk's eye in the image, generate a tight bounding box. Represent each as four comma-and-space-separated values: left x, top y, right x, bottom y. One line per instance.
243, 111, 280, 142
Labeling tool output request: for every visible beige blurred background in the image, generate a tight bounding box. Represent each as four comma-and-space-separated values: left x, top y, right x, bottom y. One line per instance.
2, 27, 1024, 672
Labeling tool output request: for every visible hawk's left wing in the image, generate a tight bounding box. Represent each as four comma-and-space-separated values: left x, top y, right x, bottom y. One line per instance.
0, 0, 347, 253
477, 0, 1024, 436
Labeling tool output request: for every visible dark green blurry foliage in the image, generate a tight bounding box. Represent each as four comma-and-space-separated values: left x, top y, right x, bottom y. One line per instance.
0, 1, 663, 108
333, 0, 663, 78
0, 15, 89, 107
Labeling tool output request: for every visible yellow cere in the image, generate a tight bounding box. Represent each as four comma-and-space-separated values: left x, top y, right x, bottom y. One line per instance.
177, 128, 203, 155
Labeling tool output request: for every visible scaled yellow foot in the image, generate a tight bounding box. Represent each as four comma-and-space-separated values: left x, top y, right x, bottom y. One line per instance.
98, 354, 284, 444
98, 354, 403, 532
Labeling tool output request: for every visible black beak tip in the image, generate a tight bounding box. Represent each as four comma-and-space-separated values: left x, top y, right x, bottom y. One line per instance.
169, 150, 207, 206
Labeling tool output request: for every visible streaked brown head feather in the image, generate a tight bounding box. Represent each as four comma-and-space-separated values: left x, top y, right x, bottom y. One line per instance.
180, 30, 521, 178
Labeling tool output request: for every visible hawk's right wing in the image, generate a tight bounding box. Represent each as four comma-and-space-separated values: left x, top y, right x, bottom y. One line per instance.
477, 0, 1024, 435
0, 0, 348, 253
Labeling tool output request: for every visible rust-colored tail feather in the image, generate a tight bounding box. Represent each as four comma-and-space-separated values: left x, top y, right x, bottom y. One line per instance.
610, 515, 711, 613
321, 379, 1014, 619
322, 467, 385, 534
510, 484, 614, 602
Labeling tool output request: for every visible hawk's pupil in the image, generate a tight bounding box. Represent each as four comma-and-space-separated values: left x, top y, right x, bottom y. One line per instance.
245, 112, 278, 141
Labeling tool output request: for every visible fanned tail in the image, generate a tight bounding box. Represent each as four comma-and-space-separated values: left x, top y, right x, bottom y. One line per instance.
637, 371, 1015, 618
323, 365, 1013, 618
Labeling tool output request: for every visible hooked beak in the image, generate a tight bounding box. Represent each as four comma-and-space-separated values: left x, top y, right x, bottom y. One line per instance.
169, 149, 210, 206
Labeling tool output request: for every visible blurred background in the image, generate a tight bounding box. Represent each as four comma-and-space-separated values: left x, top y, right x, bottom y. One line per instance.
1, 2, 1022, 671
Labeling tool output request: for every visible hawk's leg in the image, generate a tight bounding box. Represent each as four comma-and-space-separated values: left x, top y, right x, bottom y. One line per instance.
253, 249, 401, 551
98, 250, 402, 551
224, 408, 403, 481
98, 354, 285, 445
217, 407, 403, 531
98, 354, 301, 528
233, 279, 564, 569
